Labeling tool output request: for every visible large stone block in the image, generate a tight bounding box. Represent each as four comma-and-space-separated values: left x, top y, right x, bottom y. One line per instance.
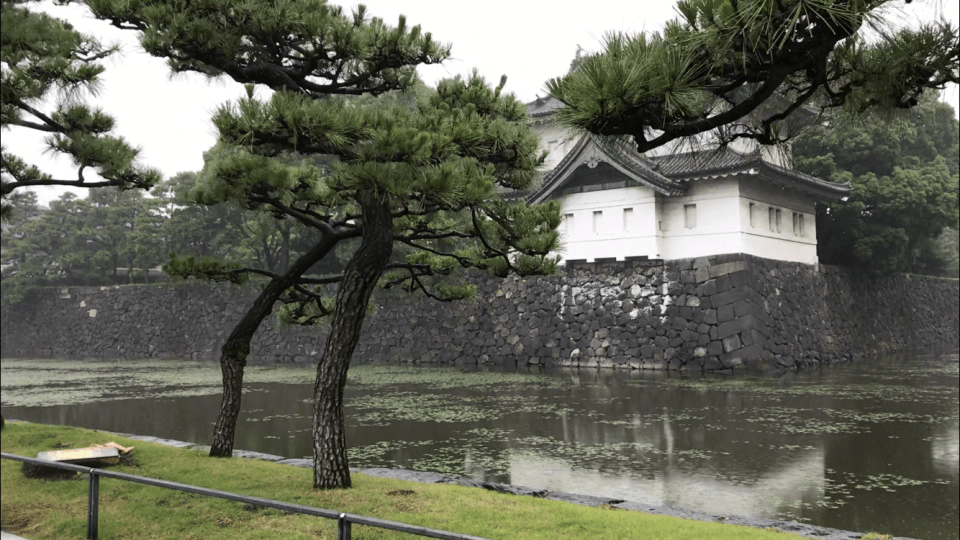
701, 279, 718, 297
741, 328, 764, 347
701, 357, 728, 371
693, 256, 711, 269
714, 274, 732, 294
719, 343, 769, 369
713, 253, 743, 265
722, 334, 742, 353
716, 314, 766, 341
728, 270, 755, 290
710, 286, 753, 308
717, 304, 735, 323
708, 260, 747, 279
732, 298, 755, 318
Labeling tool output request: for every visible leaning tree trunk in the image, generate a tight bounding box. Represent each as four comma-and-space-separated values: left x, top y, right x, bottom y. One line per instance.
209, 233, 340, 457
312, 198, 393, 489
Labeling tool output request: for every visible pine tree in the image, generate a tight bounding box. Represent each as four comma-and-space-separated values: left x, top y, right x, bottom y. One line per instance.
547, 0, 958, 152
0, 0, 160, 217
83, 0, 560, 488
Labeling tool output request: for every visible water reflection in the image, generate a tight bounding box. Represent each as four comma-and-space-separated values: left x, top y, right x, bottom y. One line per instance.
2, 350, 958, 539
508, 448, 825, 518
932, 424, 959, 476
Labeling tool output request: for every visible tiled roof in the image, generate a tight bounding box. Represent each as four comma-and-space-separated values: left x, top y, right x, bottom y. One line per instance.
650, 147, 852, 198
526, 96, 565, 118
591, 135, 686, 196
649, 147, 756, 177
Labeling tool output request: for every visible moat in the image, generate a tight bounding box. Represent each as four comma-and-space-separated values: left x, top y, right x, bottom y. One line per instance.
2, 349, 958, 539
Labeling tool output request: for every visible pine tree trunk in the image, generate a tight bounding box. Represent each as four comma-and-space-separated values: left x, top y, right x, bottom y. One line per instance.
312, 197, 393, 489
209, 232, 341, 457
209, 327, 254, 456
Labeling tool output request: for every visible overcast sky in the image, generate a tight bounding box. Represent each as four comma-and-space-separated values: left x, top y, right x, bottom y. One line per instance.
9, 0, 960, 206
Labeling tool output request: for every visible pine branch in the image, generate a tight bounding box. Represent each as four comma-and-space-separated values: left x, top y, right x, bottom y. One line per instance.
396, 238, 477, 269
249, 193, 335, 232
12, 101, 67, 132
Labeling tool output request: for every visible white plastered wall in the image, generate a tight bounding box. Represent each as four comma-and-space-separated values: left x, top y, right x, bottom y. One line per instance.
534, 122, 578, 170
737, 176, 818, 264
658, 177, 744, 260
557, 185, 659, 263
658, 175, 819, 264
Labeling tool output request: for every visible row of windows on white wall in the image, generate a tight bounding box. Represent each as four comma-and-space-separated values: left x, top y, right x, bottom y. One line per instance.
749, 203, 806, 236
563, 204, 808, 237
561, 209, 635, 234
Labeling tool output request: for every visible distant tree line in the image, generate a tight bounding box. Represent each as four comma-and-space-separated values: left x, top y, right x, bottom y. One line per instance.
0, 148, 352, 304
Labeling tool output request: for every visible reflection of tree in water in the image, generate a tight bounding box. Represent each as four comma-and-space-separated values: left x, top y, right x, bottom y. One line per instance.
341, 365, 838, 500
931, 423, 959, 477
3, 354, 956, 537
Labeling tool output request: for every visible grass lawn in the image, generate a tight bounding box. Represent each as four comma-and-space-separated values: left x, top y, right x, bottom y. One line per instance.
1, 422, 804, 539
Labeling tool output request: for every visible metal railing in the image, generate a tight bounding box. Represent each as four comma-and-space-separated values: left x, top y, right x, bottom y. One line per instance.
1, 452, 489, 540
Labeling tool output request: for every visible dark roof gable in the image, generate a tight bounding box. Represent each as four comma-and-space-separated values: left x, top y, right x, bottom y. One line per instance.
528, 134, 685, 204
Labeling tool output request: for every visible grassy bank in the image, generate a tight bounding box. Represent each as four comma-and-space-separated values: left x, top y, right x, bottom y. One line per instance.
1, 423, 799, 539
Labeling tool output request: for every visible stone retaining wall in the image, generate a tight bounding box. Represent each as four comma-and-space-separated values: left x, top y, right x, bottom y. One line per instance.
2, 254, 957, 371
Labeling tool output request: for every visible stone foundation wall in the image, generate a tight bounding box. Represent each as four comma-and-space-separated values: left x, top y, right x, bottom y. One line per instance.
2, 254, 957, 371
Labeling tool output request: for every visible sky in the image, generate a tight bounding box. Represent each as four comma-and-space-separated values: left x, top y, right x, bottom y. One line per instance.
8, 0, 960, 206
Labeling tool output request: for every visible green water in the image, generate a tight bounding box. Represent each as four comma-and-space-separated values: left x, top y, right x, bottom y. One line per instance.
2, 350, 957, 539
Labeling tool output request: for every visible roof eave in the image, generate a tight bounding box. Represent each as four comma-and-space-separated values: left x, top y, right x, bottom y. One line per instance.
757, 162, 852, 200
662, 158, 852, 200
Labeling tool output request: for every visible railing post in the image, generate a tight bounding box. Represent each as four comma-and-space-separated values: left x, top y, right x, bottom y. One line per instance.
87, 469, 99, 540
337, 513, 351, 540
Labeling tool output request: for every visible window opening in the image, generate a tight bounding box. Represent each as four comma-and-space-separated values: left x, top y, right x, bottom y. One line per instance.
684, 204, 697, 229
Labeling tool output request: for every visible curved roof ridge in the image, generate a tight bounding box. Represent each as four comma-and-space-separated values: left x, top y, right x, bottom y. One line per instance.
527, 134, 686, 204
